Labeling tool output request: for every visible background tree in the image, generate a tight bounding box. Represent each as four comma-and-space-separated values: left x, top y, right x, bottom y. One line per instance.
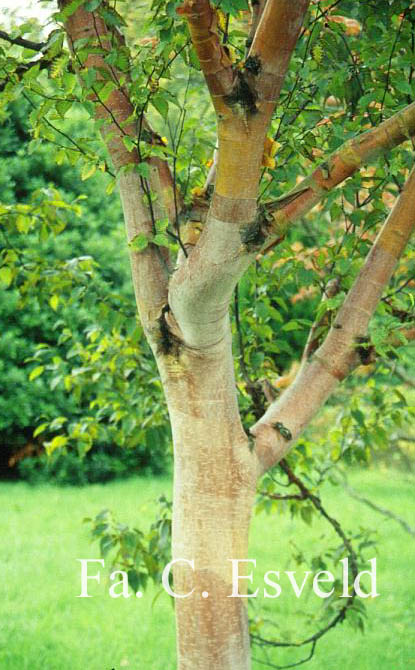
1, 0, 414, 668
0, 100, 169, 481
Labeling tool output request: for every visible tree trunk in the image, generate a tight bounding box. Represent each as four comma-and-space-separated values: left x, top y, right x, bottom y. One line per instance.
56, 4, 415, 668
157, 326, 258, 669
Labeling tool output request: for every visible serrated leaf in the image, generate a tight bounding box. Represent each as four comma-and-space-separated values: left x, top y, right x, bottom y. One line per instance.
46, 31, 64, 59
85, 0, 103, 10
57, 0, 84, 21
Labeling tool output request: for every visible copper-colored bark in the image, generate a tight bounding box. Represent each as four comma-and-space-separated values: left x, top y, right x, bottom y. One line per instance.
177, 0, 234, 114
253, 167, 415, 474
248, 0, 311, 109
265, 101, 415, 245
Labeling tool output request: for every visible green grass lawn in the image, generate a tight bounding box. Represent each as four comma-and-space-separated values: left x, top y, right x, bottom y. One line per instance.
1, 467, 414, 669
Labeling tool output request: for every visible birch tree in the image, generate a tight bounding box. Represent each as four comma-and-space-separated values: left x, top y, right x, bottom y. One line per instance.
1, 0, 414, 668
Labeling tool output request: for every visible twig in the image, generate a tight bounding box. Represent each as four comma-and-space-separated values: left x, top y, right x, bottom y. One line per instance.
0, 30, 45, 52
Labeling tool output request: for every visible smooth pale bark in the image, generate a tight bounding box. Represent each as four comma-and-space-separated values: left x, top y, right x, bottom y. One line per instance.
58, 3, 415, 669
169, 197, 257, 348
156, 328, 258, 670
246, 0, 267, 50
118, 170, 168, 333
170, 1, 311, 347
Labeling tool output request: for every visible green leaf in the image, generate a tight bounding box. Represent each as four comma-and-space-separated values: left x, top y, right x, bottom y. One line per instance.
45, 31, 64, 59
122, 136, 136, 153
57, 0, 84, 21
99, 80, 116, 102
85, 0, 103, 10
151, 94, 169, 120
127, 569, 140, 593
81, 163, 97, 181
16, 214, 31, 233
281, 321, 300, 332
100, 535, 116, 557
29, 366, 45, 382
351, 409, 365, 428
155, 217, 169, 233
0, 267, 12, 287
129, 233, 149, 252
136, 162, 150, 179
56, 100, 72, 118
153, 233, 169, 247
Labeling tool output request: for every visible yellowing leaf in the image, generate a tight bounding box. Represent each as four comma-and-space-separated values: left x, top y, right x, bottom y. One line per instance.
191, 186, 204, 197
49, 295, 59, 311
34, 423, 49, 438
45, 434, 68, 455
0, 266, 12, 287
262, 137, 279, 169
16, 214, 31, 233
81, 163, 97, 181
29, 365, 45, 382
216, 8, 226, 31
262, 156, 276, 169
106, 179, 116, 195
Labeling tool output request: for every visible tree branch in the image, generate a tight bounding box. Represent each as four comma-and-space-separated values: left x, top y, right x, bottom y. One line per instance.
0, 29, 45, 52
247, 0, 311, 110
252, 166, 415, 475
345, 481, 415, 538
177, 0, 234, 114
58, 0, 172, 336
263, 101, 415, 248
246, 0, 266, 52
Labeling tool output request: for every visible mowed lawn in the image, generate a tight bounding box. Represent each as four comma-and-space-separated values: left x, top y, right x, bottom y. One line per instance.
1, 467, 414, 670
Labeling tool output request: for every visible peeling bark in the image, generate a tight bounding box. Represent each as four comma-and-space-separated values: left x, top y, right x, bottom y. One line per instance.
253, 167, 415, 474
157, 330, 258, 670
58, 3, 415, 668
